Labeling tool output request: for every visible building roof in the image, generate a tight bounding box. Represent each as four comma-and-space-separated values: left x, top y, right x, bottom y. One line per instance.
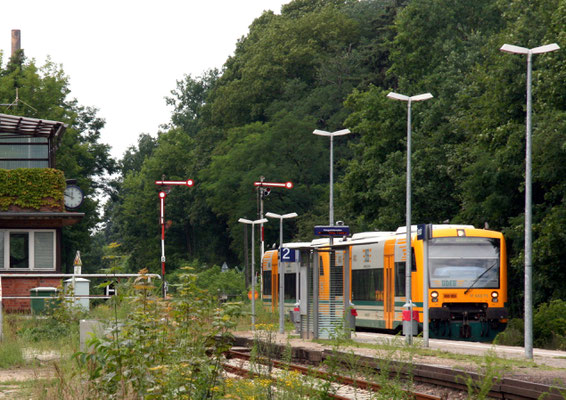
0, 113, 66, 142
0, 211, 84, 228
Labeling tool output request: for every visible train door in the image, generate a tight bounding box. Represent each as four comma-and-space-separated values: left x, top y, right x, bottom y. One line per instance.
384, 254, 395, 329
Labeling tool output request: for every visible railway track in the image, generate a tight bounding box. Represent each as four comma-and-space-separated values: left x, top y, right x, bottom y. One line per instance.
230, 336, 566, 399
225, 349, 440, 400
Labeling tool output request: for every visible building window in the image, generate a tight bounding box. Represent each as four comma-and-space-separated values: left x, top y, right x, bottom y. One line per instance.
0, 133, 50, 169
0, 230, 55, 270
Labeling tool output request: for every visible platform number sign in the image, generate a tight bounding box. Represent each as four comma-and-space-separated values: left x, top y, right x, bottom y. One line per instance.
280, 247, 296, 262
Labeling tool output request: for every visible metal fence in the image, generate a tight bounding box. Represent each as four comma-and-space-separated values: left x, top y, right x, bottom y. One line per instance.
0, 273, 161, 342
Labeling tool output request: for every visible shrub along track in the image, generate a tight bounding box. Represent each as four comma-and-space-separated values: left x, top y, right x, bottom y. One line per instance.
231, 336, 566, 400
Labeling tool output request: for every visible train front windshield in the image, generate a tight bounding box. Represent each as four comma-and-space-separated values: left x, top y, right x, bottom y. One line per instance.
428, 237, 500, 289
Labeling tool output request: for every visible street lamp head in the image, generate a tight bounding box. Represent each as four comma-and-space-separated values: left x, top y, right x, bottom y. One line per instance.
500, 43, 559, 55
266, 212, 298, 219
332, 129, 351, 136
313, 129, 331, 136
500, 44, 530, 54
282, 212, 298, 219
387, 92, 433, 102
239, 217, 268, 225
532, 43, 560, 54
313, 128, 351, 137
411, 93, 434, 102
387, 92, 410, 101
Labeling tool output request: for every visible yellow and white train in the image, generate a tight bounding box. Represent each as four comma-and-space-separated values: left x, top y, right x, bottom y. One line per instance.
261, 224, 508, 341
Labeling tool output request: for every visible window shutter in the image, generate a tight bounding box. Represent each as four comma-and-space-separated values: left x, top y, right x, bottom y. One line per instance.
34, 232, 54, 269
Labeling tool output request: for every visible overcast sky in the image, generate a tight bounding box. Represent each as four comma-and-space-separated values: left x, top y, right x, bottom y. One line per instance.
1, 0, 289, 159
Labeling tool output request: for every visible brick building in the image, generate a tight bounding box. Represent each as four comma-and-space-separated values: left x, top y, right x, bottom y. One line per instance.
0, 113, 84, 311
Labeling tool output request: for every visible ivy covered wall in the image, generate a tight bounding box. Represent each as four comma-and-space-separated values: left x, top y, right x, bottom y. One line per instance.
0, 168, 65, 211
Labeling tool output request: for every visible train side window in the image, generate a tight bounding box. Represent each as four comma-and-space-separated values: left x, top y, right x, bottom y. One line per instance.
319, 256, 324, 276
352, 269, 384, 301
262, 271, 272, 295
394, 262, 406, 297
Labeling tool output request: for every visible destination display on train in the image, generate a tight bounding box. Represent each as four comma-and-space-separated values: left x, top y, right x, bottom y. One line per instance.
314, 225, 350, 236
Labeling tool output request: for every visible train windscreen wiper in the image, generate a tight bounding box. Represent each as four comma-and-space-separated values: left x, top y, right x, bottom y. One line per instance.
464, 261, 498, 294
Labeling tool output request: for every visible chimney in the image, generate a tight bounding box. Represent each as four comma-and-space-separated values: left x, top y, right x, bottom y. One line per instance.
11, 29, 21, 58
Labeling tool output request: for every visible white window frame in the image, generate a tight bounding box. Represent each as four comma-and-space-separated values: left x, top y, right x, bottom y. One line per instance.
0, 229, 56, 271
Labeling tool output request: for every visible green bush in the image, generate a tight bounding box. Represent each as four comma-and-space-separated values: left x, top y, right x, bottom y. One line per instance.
496, 301, 566, 350
196, 265, 247, 300
75, 269, 243, 398
0, 340, 25, 368
494, 318, 524, 347
533, 300, 566, 350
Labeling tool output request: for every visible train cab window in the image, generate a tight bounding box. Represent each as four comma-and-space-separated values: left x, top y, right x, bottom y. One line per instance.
352, 269, 384, 301
428, 237, 500, 289
284, 273, 297, 300
262, 271, 272, 295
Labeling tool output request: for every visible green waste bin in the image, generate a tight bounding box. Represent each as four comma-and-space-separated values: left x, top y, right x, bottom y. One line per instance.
30, 287, 58, 314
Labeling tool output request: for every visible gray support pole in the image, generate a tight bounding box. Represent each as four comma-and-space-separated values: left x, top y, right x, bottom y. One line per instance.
0, 276, 3, 342
406, 99, 413, 345
296, 253, 300, 305
423, 225, 430, 347
344, 248, 351, 338
525, 52, 533, 359
251, 224, 256, 331
279, 218, 285, 334
313, 250, 319, 339
329, 135, 334, 226
244, 224, 249, 288
260, 196, 265, 263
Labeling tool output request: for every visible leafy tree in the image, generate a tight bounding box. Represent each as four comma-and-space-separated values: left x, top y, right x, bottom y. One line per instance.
0, 52, 116, 272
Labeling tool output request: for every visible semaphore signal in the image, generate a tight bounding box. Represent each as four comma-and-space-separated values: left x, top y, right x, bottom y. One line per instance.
254, 181, 293, 189
155, 178, 194, 297
155, 179, 194, 186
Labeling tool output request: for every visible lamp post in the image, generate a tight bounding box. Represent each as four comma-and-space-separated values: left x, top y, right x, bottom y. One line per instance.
500, 42, 560, 359
238, 217, 268, 330
387, 91, 433, 345
312, 129, 351, 226
266, 212, 299, 334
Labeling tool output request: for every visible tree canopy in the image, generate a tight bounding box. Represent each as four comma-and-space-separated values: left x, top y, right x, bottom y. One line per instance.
101, 0, 565, 314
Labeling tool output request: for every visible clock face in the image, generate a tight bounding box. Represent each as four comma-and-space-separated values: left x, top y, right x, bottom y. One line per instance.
64, 185, 84, 209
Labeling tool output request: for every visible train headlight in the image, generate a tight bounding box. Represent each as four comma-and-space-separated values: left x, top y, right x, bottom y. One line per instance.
491, 291, 499, 303
431, 291, 439, 303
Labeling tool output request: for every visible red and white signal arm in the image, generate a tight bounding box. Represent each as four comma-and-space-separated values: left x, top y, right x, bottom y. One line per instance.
254, 181, 293, 189
155, 179, 194, 186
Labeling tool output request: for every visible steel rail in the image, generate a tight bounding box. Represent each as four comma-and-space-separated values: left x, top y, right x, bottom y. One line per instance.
222, 362, 352, 400
227, 350, 440, 400
230, 337, 566, 400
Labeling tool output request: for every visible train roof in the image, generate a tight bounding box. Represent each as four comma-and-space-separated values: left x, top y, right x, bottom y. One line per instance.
281, 241, 313, 249
395, 224, 475, 234
350, 231, 395, 240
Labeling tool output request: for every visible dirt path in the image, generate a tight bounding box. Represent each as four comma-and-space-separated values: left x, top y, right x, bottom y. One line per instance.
0, 350, 59, 399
